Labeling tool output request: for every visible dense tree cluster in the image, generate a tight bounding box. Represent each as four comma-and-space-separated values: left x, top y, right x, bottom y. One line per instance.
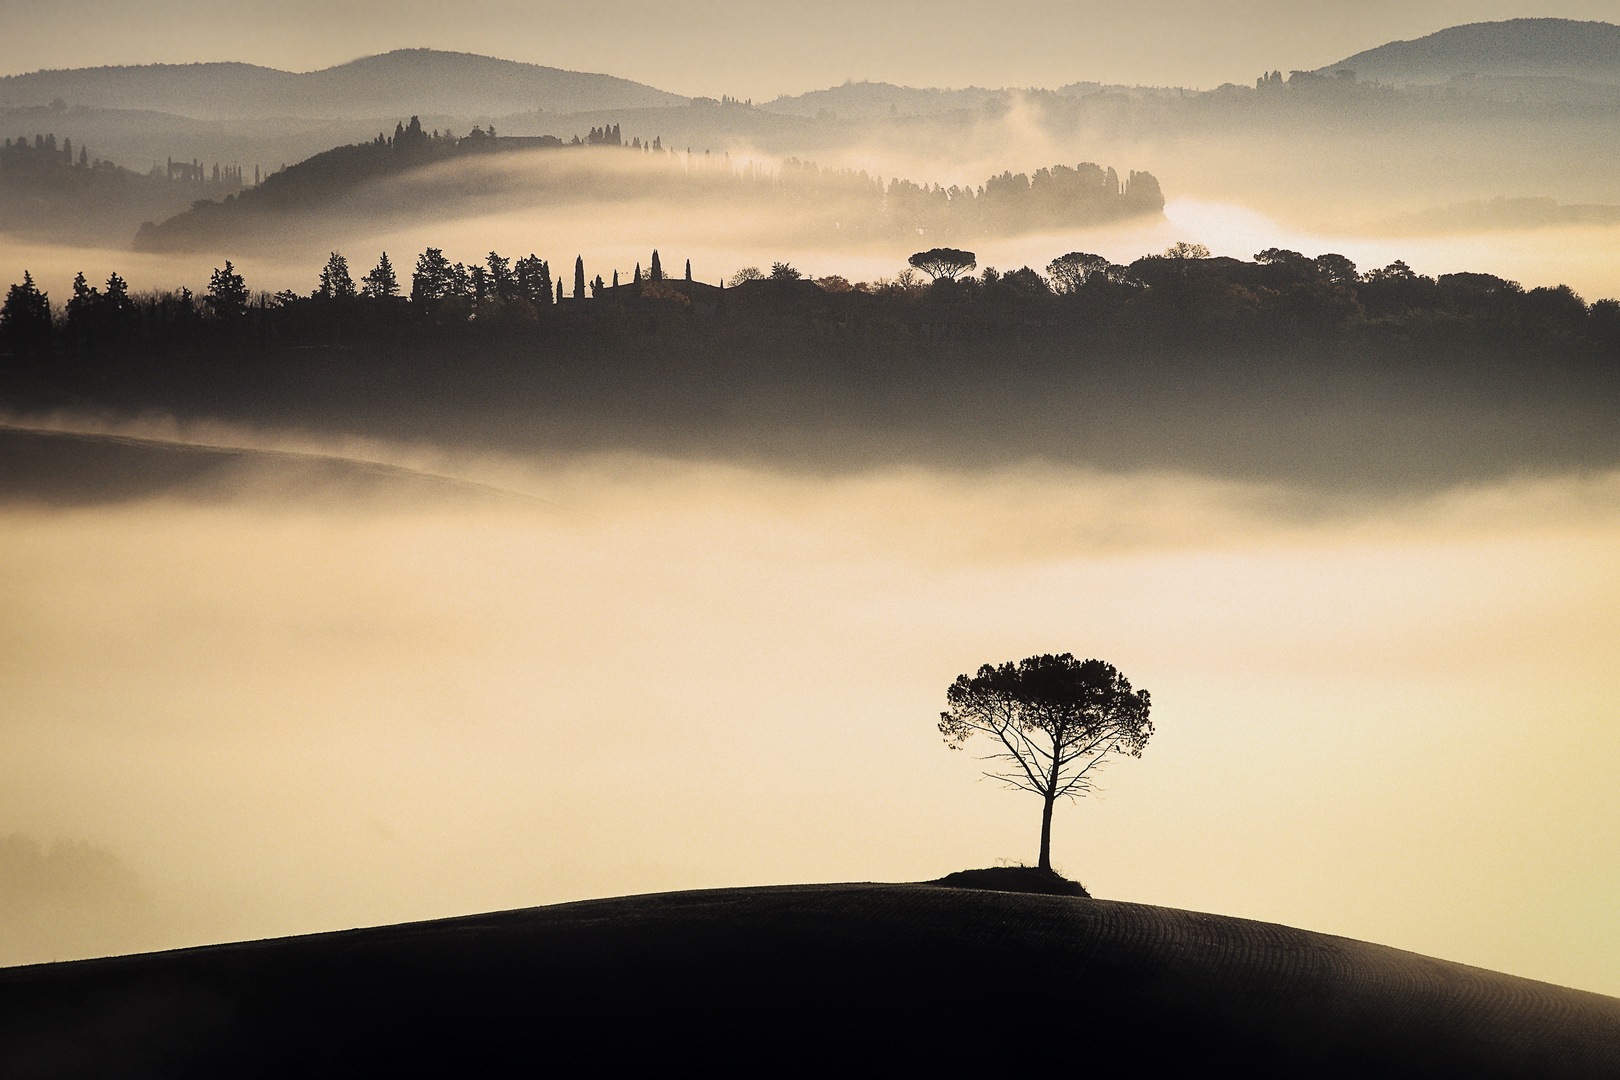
61, 270, 136, 346
0, 272, 53, 353
132, 118, 567, 251
3, 133, 102, 172
3, 130, 252, 191
132, 115, 1165, 251
1, 128, 265, 249
6, 241, 1620, 364
743, 156, 1162, 241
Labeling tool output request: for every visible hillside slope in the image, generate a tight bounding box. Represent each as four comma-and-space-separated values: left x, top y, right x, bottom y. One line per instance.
1323, 18, 1620, 84
0, 50, 687, 119
0, 426, 534, 508
2, 884, 1616, 1078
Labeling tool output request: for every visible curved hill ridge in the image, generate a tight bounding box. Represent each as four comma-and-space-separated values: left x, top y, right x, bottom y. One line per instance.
0, 49, 687, 120
1324, 18, 1620, 84
0, 425, 544, 507
1, 883, 1616, 1077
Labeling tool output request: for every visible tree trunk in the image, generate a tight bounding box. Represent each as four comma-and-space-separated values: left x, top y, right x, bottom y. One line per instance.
1038, 733, 1065, 872
1038, 792, 1055, 872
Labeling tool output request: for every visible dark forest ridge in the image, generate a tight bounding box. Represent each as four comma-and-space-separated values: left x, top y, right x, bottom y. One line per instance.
5, 247, 1619, 493
126, 121, 1162, 253
0, 49, 688, 119
2, 884, 1617, 1077
1320, 18, 1620, 85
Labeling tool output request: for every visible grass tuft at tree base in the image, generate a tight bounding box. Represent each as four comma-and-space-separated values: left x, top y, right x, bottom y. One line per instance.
928, 865, 1091, 897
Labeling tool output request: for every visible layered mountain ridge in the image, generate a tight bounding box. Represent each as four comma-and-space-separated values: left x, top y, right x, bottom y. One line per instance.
0, 49, 689, 119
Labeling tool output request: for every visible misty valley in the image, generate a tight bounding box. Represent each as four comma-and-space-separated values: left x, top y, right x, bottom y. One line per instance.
3, 12, 1620, 1078
4, 239, 1618, 493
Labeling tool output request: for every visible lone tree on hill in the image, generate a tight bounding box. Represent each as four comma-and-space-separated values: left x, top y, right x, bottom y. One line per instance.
940, 654, 1151, 872
908, 248, 977, 282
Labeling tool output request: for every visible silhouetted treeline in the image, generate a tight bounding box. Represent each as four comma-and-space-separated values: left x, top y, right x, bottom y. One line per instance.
3, 132, 98, 171
777, 157, 1162, 239
131, 117, 566, 251
1, 129, 252, 243
7, 243, 1620, 492
131, 117, 1163, 251
4, 129, 246, 189
7, 242, 1620, 363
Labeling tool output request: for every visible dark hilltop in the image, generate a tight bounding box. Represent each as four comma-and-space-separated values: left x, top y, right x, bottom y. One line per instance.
2, 883, 1618, 1078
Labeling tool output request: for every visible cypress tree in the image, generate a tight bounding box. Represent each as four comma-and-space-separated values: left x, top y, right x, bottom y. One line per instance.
574, 256, 585, 300
650, 250, 662, 281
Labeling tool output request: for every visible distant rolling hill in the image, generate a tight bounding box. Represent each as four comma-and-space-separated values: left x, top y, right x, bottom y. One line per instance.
1322, 18, 1620, 85
760, 81, 1007, 118
0, 50, 688, 120
0, 426, 537, 508
2, 884, 1617, 1078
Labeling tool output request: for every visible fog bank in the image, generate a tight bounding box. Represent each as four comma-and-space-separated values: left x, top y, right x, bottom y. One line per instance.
1, 431, 1615, 997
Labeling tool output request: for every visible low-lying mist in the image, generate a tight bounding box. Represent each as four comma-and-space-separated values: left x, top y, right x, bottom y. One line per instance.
12, 83, 1620, 302
1, 423, 1615, 998
11, 192, 1620, 316
14, 75, 1620, 278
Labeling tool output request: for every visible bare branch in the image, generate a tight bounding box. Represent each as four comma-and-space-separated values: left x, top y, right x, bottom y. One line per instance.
938, 654, 1152, 865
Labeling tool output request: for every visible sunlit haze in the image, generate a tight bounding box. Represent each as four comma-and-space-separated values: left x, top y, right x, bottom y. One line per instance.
1, 423, 1616, 995
2, 0, 1618, 1017
4, 1, 1620, 97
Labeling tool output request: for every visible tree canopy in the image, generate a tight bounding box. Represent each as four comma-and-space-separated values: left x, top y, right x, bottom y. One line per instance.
0, 271, 51, 352
908, 248, 977, 282
1046, 251, 1111, 294
204, 262, 249, 319
319, 252, 355, 300
362, 252, 399, 299
940, 654, 1151, 872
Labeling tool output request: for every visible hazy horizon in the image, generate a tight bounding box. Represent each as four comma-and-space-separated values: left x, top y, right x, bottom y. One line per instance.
7, 2, 1620, 97
3, 0, 1618, 1020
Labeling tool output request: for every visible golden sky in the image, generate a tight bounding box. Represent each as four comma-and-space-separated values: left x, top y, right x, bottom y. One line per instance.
5, 1, 1620, 97
2, 0, 1618, 1002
